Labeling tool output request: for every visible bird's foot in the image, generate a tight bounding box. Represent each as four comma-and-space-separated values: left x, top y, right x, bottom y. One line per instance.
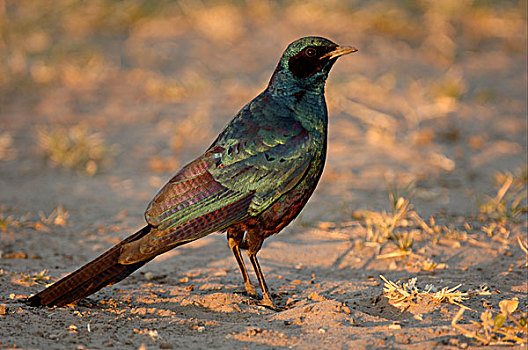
258, 294, 281, 311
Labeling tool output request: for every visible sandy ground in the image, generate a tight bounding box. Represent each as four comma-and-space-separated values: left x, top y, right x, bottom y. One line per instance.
0, 1, 526, 349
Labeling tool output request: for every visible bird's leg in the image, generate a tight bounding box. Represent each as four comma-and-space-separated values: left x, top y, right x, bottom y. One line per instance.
248, 252, 276, 309
228, 232, 257, 297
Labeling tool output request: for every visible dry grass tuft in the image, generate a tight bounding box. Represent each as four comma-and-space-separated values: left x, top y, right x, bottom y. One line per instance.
0, 208, 33, 233
478, 171, 527, 224
0, 206, 70, 234
7, 269, 51, 288
37, 124, 113, 175
38, 205, 69, 227
354, 185, 469, 270
416, 258, 447, 272
22, 269, 51, 285
355, 185, 414, 248
381, 274, 490, 310
0, 213, 22, 232
452, 298, 527, 345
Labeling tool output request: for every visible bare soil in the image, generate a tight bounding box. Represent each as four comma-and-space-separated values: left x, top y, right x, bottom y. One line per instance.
0, 2, 526, 349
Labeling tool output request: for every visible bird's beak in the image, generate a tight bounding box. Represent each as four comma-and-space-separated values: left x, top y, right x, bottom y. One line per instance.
320, 46, 358, 60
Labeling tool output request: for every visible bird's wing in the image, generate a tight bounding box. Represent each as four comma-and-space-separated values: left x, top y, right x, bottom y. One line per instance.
120, 157, 255, 263
144, 157, 252, 231
208, 103, 313, 216
120, 95, 313, 263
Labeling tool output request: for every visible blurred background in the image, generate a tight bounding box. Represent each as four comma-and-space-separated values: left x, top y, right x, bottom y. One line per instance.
0, 0, 526, 223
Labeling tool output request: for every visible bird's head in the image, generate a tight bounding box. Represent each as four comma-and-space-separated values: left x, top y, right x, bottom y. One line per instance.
268, 36, 357, 93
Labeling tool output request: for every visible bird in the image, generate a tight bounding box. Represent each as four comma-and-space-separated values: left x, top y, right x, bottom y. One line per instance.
25, 36, 357, 309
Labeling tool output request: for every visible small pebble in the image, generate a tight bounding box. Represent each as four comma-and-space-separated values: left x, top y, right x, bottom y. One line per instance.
388, 322, 401, 330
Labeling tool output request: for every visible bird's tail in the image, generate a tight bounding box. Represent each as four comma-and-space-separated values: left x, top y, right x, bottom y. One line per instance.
25, 225, 153, 307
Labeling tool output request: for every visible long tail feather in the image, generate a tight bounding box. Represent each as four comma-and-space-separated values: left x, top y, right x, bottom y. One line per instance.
25, 226, 153, 307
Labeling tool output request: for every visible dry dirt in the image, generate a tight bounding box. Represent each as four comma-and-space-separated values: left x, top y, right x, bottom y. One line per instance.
0, 1, 526, 349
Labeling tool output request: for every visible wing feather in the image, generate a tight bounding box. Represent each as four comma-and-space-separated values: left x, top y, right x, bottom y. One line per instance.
145, 158, 249, 230
119, 193, 253, 263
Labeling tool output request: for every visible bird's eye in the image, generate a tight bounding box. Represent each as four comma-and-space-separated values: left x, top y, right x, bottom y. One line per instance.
304, 48, 316, 57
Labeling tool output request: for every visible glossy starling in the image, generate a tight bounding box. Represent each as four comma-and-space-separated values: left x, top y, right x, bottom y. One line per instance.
26, 36, 357, 309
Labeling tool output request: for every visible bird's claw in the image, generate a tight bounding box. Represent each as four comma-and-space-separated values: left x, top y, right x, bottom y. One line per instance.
259, 294, 280, 311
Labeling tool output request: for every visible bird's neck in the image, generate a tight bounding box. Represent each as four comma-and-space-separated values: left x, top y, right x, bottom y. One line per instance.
267, 67, 327, 98
264, 67, 329, 134
265, 88, 328, 137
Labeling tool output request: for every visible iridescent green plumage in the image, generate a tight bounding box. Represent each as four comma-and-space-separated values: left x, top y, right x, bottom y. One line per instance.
26, 36, 357, 308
